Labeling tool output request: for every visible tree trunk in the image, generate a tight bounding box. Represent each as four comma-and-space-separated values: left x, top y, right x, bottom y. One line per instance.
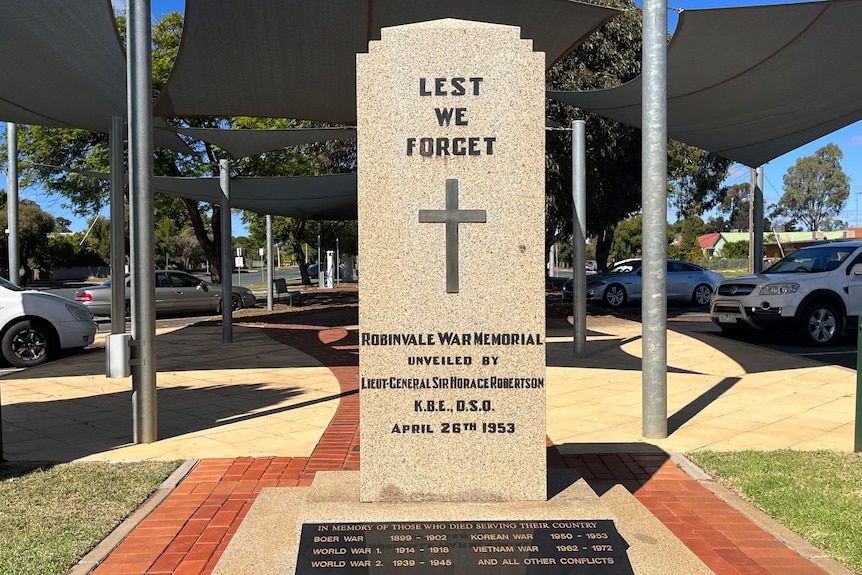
182, 197, 221, 283
595, 225, 615, 272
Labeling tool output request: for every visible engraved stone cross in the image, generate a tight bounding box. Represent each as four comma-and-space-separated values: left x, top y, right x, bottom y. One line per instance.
418, 179, 487, 293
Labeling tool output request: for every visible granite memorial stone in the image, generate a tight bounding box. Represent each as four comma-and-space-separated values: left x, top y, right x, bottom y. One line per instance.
357, 19, 546, 502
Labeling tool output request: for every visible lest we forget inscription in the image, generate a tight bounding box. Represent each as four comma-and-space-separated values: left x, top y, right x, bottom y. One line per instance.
357, 19, 547, 502
295, 521, 634, 575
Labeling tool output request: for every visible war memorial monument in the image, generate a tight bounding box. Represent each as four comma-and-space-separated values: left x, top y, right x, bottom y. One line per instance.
213, 19, 711, 575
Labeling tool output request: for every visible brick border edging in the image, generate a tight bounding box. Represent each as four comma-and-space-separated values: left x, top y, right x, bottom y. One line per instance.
69, 459, 200, 575
671, 453, 856, 575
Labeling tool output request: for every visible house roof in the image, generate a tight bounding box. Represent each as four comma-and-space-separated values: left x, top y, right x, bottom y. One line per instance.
698, 232, 721, 249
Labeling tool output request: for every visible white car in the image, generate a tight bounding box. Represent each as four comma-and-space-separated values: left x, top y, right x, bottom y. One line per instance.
0, 277, 98, 367
710, 241, 862, 345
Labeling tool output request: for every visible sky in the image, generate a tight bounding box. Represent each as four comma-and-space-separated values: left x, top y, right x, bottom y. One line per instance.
2, 0, 860, 233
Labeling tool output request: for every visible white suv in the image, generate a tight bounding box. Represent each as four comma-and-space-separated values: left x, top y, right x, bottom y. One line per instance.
710, 240, 862, 345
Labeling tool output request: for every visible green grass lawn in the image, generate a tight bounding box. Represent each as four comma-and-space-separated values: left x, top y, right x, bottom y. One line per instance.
687, 450, 862, 574
0, 461, 181, 575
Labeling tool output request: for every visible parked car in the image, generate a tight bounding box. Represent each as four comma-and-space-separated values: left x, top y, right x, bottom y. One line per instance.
710, 241, 862, 345
580, 259, 722, 307
307, 263, 325, 277
0, 277, 97, 367
585, 260, 597, 272
74, 270, 256, 317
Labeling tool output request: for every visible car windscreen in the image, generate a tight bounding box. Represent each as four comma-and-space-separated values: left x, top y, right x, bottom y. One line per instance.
763, 246, 854, 273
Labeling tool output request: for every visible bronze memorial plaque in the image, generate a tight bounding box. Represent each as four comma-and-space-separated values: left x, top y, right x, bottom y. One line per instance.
295, 520, 633, 574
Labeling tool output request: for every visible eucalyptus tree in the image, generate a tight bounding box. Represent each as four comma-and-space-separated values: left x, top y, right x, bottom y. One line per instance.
772, 143, 850, 232
546, 0, 731, 270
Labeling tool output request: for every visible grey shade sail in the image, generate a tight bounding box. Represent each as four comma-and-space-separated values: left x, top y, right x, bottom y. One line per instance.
0, 0, 192, 153
153, 0, 619, 122
176, 127, 357, 159
155, 174, 358, 219
80, 169, 358, 220
548, 0, 862, 168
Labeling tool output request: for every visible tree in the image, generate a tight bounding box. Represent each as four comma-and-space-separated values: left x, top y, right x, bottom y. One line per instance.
713, 182, 751, 232
546, 0, 642, 272
0, 199, 55, 283
772, 143, 850, 231
242, 213, 358, 285
609, 214, 643, 262
720, 240, 748, 259
546, 0, 731, 271
667, 140, 732, 220
668, 216, 711, 261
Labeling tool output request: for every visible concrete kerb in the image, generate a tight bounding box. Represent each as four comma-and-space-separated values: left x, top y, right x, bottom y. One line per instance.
671, 453, 856, 575
68, 459, 199, 575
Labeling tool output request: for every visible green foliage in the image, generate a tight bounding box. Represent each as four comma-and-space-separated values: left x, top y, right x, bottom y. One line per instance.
772, 143, 851, 231
546, 0, 643, 270
667, 140, 732, 219
609, 214, 643, 261
688, 450, 861, 573
720, 239, 749, 259
668, 216, 711, 261
0, 461, 181, 575
715, 183, 751, 232
546, 0, 730, 269
0, 201, 55, 282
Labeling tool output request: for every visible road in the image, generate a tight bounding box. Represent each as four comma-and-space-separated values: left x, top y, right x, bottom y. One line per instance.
629, 303, 858, 371
47, 267, 305, 301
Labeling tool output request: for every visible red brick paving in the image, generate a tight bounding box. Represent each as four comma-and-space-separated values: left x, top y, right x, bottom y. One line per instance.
90, 309, 832, 575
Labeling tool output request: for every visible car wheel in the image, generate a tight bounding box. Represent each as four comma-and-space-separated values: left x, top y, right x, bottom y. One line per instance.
800, 301, 842, 346
603, 284, 627, 307
2, 320, 56, 367
231, 293, 243, 311
692, 283, 713, 306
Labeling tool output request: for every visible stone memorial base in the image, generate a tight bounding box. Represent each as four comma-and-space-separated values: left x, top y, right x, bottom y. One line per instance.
212, 471, 711, 574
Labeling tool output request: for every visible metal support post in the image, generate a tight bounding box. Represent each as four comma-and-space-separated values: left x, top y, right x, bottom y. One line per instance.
220, 159, 233, 343
266, 214, 274, 310
572, 120, 587, 358
641, 0, 668, 439
753, 166, 764, 273
110, 115, 126, 334
128, 0, 157, 444
6, 123, 19, 285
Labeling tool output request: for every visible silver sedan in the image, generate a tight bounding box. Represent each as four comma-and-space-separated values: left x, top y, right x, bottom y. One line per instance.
74, 270, 256, 316
586, 259, 724, 307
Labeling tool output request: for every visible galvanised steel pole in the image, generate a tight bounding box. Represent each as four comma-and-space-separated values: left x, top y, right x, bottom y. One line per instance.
110, 115, 126, 334
6, 123, 19, 285
572, 120, 587, 357
641, 0, 668, 439
220, 159, 233, 343
266, 214, 274, 310
749, 167, 756, 273
753, 166, 765, 273
128, 0, 157, 443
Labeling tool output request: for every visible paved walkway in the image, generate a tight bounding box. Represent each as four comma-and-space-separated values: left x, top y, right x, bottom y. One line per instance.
1, 294, 857, 574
